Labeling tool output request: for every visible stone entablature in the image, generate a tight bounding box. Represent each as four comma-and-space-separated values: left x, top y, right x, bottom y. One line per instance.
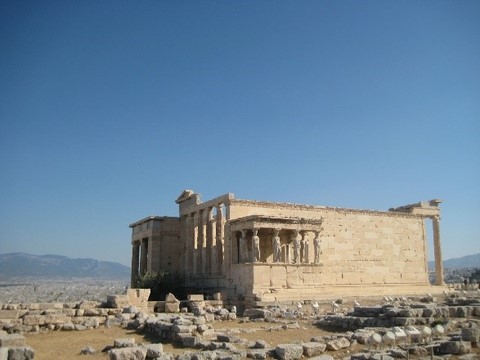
130, 190, 444, 302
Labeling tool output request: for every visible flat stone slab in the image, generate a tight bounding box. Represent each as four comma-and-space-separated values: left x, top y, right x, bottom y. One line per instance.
0, 333, 26, 347
113, 338, 136, 348
303, 342, 326, 357
0, 310, 21, 319
275, 344, 303, 360
142, 343, 163, 357
108, 346, 147, 360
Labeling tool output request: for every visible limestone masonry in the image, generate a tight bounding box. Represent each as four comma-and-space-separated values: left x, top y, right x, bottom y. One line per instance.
130, 191, 445, 304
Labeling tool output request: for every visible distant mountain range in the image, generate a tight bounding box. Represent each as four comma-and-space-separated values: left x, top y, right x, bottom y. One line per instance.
0, 253, 130, 280
428, 253, 480, 269
1, 252, 477, 281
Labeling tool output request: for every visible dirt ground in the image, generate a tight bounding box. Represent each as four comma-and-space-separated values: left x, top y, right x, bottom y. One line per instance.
24, 296, 480, 360
23, 319, 480, 360
25, 319, 353, 360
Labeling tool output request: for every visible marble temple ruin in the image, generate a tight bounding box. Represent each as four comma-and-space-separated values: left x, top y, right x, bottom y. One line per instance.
130, 190, 444, 304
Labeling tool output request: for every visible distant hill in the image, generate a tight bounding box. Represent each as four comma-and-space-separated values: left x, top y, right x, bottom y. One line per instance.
428, 253, 480, 269
0, 253, 130, 280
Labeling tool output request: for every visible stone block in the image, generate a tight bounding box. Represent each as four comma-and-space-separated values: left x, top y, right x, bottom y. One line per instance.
201, 329, 215, 337
83, 308, 100, 316
165, 302, 180, 313
326, 338, 350, 351
462, 327, 479, 342
174, 318, 193, 326
457, 307, 468, 318
188, 295, 204, 301
173, 324, 195, 334
42, 308, 61, 315
243, 308, 271, 319
107, 295, 129, 309
0, 310, 20, 319
275, 344, 303, 360
142, 343, 163, 357
22, 315, 45, 326
193, 316, 206, 325
123, 306, 138, 314
439, 341, 471, 355
197, 324, 209, 333
0, 333, 25, 347
205, 313, 215, 322
0, 348, 8, 360
44, 314, 70, 324
247, 349, 269, 359
156, 353, 175, 360
349, 353, 371, 360
114, 338, 136, 348
62, 309, 76, 316
308, 356, 334, 360
78, 301, 99, 309
179, 334, 201, 348
303, 342, 326, 357
189, 350, 216, 360
62, 323, 75, 331
108, 346, 147, 360
165, 293, 179, 302
7, 347, 35, 360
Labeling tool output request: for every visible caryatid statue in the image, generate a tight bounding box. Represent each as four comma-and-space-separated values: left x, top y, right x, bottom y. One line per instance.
292, 230, 301, 264
273, 229, 281, 262
252, 229, 260, 262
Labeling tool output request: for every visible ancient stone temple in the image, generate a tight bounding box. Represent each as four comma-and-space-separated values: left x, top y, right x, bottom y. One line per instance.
129, 190, 444, 304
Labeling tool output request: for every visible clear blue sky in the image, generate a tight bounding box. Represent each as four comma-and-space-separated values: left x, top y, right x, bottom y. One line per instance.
1, 1, 479, 267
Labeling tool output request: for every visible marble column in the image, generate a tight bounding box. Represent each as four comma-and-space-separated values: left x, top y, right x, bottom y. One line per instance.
432, 216, 444, 285
193, 212, 199, 275
140, 238, 148, 276
131, 242, 140, 287
216, 205, 224, 274
209, 207, 217, 275
181, 215, 190, 274
239, 230, 248, 263
201, 209, 208, 274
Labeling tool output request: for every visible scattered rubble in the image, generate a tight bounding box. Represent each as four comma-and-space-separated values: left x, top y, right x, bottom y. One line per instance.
1, 290, 479, 360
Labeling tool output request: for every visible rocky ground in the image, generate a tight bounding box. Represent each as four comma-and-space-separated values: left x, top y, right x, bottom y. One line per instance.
1, 283, 479, 360
18, 294, 480, 360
